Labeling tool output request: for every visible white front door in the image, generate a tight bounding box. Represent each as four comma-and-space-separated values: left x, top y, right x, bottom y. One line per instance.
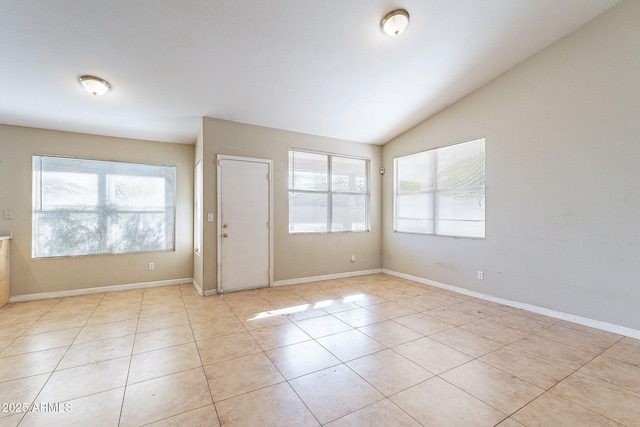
217, 155, 272, 293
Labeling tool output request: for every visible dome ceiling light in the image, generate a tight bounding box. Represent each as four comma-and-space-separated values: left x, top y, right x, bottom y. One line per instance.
380, 9, 410, 37
79, 75, 111, 96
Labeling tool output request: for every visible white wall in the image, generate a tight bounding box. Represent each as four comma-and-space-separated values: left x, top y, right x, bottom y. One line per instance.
382, 0, 640, 330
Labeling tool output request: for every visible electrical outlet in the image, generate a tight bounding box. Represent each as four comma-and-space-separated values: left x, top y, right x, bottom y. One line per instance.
477, 271, 484, 280
149, 262, 155, 271
351, 255, 356, 262
3, 210, 13, 220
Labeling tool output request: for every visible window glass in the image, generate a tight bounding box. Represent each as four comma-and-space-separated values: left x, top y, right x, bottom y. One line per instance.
32, 155, 176, 258
396, 193, 434, 234
332, 194, 367, 232
332, 156, 367, 193
289, 150, 369, 233
289, 151, 328, 191
396, 150, 435, 193
289, 192, 329, 233
394, 138, 485, 238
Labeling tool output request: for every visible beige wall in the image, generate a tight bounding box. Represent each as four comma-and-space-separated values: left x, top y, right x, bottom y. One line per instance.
1, 1, 636, 334
382, 0, 640, 330
199, 118, 383, 293
0, 124, 194, 296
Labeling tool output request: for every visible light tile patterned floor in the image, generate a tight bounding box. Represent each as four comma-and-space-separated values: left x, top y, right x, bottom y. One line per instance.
0, 274, 639, 426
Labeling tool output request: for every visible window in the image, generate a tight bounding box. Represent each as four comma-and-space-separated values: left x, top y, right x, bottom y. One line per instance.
32, 155, 176, 258
194, 161, 202, 255
289, 149, 369, 233
394, 138, 485, 238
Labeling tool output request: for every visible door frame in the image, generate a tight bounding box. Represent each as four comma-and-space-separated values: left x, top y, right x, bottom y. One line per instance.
216, 154, 274, 293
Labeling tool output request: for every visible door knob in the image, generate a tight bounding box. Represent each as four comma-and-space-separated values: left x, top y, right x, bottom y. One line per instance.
223, 224, 228, 228
223, 233, 228, 238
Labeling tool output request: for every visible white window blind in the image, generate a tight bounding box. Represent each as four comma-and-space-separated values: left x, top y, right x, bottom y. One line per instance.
32, 155, 176, 258
394, 138, 485, 238
288, 150, 369, 233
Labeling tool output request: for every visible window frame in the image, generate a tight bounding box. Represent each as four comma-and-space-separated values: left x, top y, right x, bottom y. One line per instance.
393, 138, 485, 239
32, 154, 177, 259
194, 160, 202, 255
288, 148, 371, 234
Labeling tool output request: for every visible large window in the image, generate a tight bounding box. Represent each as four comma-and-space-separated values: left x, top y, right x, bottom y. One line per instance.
32, 155, 176, 258
394, 138, 485, 238
289, 149, 369, 233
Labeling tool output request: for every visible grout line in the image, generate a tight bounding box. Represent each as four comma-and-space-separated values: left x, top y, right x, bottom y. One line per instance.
12, 293, 106, 426
187, 312, 222, 427
191, 332, 222, 424
116, 288, 146, 427
3, 276, 638, 426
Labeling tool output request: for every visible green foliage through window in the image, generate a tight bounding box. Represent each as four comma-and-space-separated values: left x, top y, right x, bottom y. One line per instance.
32, 155, 176, 258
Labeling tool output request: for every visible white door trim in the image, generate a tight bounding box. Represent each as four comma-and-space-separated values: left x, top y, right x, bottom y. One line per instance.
216, 154, 274, 293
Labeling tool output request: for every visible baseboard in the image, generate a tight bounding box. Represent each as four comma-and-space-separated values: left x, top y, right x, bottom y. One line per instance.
9, 278, 193, 303
383, 269, 640, 340
273, 269, 383, 287
192, 279, 218, 296
192, 279, 204, 297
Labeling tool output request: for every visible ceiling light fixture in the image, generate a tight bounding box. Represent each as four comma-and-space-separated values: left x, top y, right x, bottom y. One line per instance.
79, 75, 111, 96
380, 9, 410, 37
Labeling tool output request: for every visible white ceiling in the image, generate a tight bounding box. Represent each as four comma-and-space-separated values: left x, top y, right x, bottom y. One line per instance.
0, 0, 621, 145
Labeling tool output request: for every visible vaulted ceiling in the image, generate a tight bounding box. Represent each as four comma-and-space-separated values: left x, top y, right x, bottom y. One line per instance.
0, 0, 621, 145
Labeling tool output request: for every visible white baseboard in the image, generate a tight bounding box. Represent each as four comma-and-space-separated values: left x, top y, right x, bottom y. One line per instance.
192, 279, 218, 296
192, 279, 204, 297
9, 278, 193, 303
383, 269, 640, 340
274, 269, 383, 287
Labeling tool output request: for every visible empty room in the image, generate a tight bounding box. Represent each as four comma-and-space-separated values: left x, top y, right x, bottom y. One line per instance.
0, 1, 638, 426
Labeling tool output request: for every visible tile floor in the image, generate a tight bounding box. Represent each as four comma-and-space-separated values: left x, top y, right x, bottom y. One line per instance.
0, 274, 639, 426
